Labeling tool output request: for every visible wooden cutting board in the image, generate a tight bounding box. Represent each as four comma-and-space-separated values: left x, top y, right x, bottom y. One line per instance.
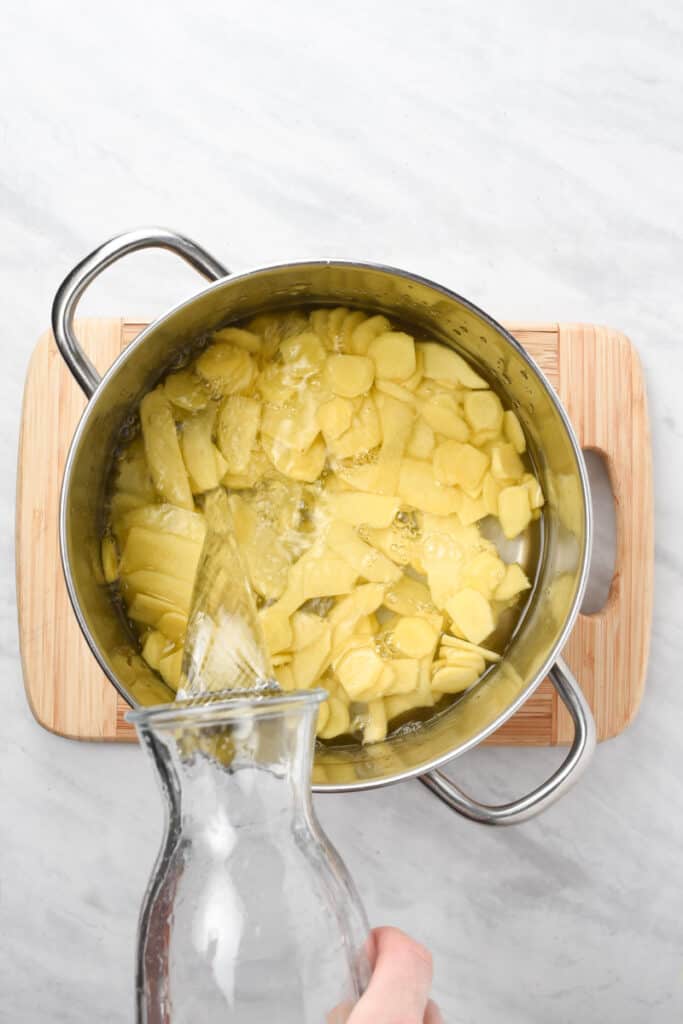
16, 319, 653, 745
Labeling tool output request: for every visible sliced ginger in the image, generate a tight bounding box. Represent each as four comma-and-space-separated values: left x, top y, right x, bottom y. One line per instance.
107, 305, 545, 744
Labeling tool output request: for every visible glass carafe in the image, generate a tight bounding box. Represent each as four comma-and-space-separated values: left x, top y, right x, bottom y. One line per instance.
129, 689, 370, 1023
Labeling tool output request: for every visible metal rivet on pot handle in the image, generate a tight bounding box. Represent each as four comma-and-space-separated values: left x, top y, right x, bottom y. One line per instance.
419, 658, 596, 825
51, 227, 229, 398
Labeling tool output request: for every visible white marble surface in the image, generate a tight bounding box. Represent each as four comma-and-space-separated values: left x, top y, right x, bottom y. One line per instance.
1, 1, 681, 1020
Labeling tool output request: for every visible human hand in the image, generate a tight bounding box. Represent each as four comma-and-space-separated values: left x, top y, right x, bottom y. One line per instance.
348, 926, 442, 1023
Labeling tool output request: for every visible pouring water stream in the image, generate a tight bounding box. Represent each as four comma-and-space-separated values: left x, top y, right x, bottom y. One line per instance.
179, 488, 275, 700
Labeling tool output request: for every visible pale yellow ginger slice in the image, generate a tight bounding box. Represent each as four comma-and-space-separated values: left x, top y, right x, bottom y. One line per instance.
157, 611, 188, 644
368, 331, 416, 381
392, 616, 439, 658
349, 314, 391, 355
196, 343, 255, 394
216, 395, 261, 474
337, 311, 368, 352
521, 472, 544, 509
328, 583, 386, 630
495, 563, 531, 601
122, 570, 194, 614
257, 363, 297, 404
419, 515, 478, 607
369, 663, 398, 700
262, 389, 320, 453
384, 576, 434, 617
300, 556, 358, 603
375, 391, 415, 476
141, 630, 170, 672
127, 592, 182, 628
164, 370, 210, 411
406, 418, 435, 459
228, 494, 291, 601
212, 326, 262, 353
363, 524, 416, 568
140, 390, 193, 510
213, 445, 228, 479
354, 615, 377, 636
433, 441, 489, 490
470, 427, 502, 447
112, 438, 156, 501
180, 404, 220, 493
260, 605, 293, 654
330, 633, 375, 673
431, 663, 480, 695
329, 584, 386, 658
316, 700, 331, 735
328, 398, 381, 460
336, 644, 385, 701
464, 391, 504, 434
436, 648, 486, 675
384, 657, 434, 718
324, 354, 375, 398
445, 588, 495, 645
490, 443, 525, 483
292, 611, 330, 650
228, 492, 256, 546
262, 435, 327, 483
120, 527, 201, 582
317, 396, 354, 440
246, 312, 289, 353
336, 393, 413, 494
401, 347, 424, 391
482, 473, 502, 516
398, 459, 461, 516
498, 485, 532, 539
318, 695, 351, 739
461, 551, 507, 598
363, 700, 388, 743
110, 491, 151, 523
326, 492, 400, 529
291, 624, 332, 689
503, 409, 526, 453
275, 663, 296, 691
280, 331, 327, 375
420, 393, 470, 440
326, 521, 402, 584
222, 451, 271, 490
326, 308, 353, 351
374, 380, 417, 405
418, 342, 488, 389
384, 658, 421, 695
440, 634, 501, 663
270, 549, 356, 618
249, 541, 292, 603
158, 647, 183, 691
101, 536, 118, 583
309, 309, 331, 344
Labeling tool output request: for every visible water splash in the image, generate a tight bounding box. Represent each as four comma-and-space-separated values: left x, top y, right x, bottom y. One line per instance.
179, 489, 274, 700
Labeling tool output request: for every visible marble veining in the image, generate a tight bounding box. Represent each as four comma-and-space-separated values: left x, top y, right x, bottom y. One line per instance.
1, 1, 681, 1021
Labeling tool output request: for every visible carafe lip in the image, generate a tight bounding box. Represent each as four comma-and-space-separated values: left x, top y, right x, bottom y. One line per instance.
126, 687, 327, 730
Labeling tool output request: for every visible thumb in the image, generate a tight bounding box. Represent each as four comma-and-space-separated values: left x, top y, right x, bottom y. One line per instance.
348, 926, 434, 1023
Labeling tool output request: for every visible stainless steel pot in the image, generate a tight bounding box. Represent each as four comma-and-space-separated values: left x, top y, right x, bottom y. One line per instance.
53, 228, 595, 825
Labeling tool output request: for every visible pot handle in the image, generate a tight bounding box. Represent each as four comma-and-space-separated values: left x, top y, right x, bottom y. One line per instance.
419, 658, 596, 825
51, 227, 229, 398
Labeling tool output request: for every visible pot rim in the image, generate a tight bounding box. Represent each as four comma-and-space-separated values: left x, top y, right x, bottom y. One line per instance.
58, 256, 593, 788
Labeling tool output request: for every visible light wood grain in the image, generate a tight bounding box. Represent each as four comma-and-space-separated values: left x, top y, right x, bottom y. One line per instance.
16, 319, 653, 745
556, 324, 654, 741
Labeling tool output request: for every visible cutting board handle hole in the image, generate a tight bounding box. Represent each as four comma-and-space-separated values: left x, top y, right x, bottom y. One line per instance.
581, 449, 617, 615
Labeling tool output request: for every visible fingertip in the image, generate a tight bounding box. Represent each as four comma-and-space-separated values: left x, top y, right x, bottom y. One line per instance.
373, 925, 433, 976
